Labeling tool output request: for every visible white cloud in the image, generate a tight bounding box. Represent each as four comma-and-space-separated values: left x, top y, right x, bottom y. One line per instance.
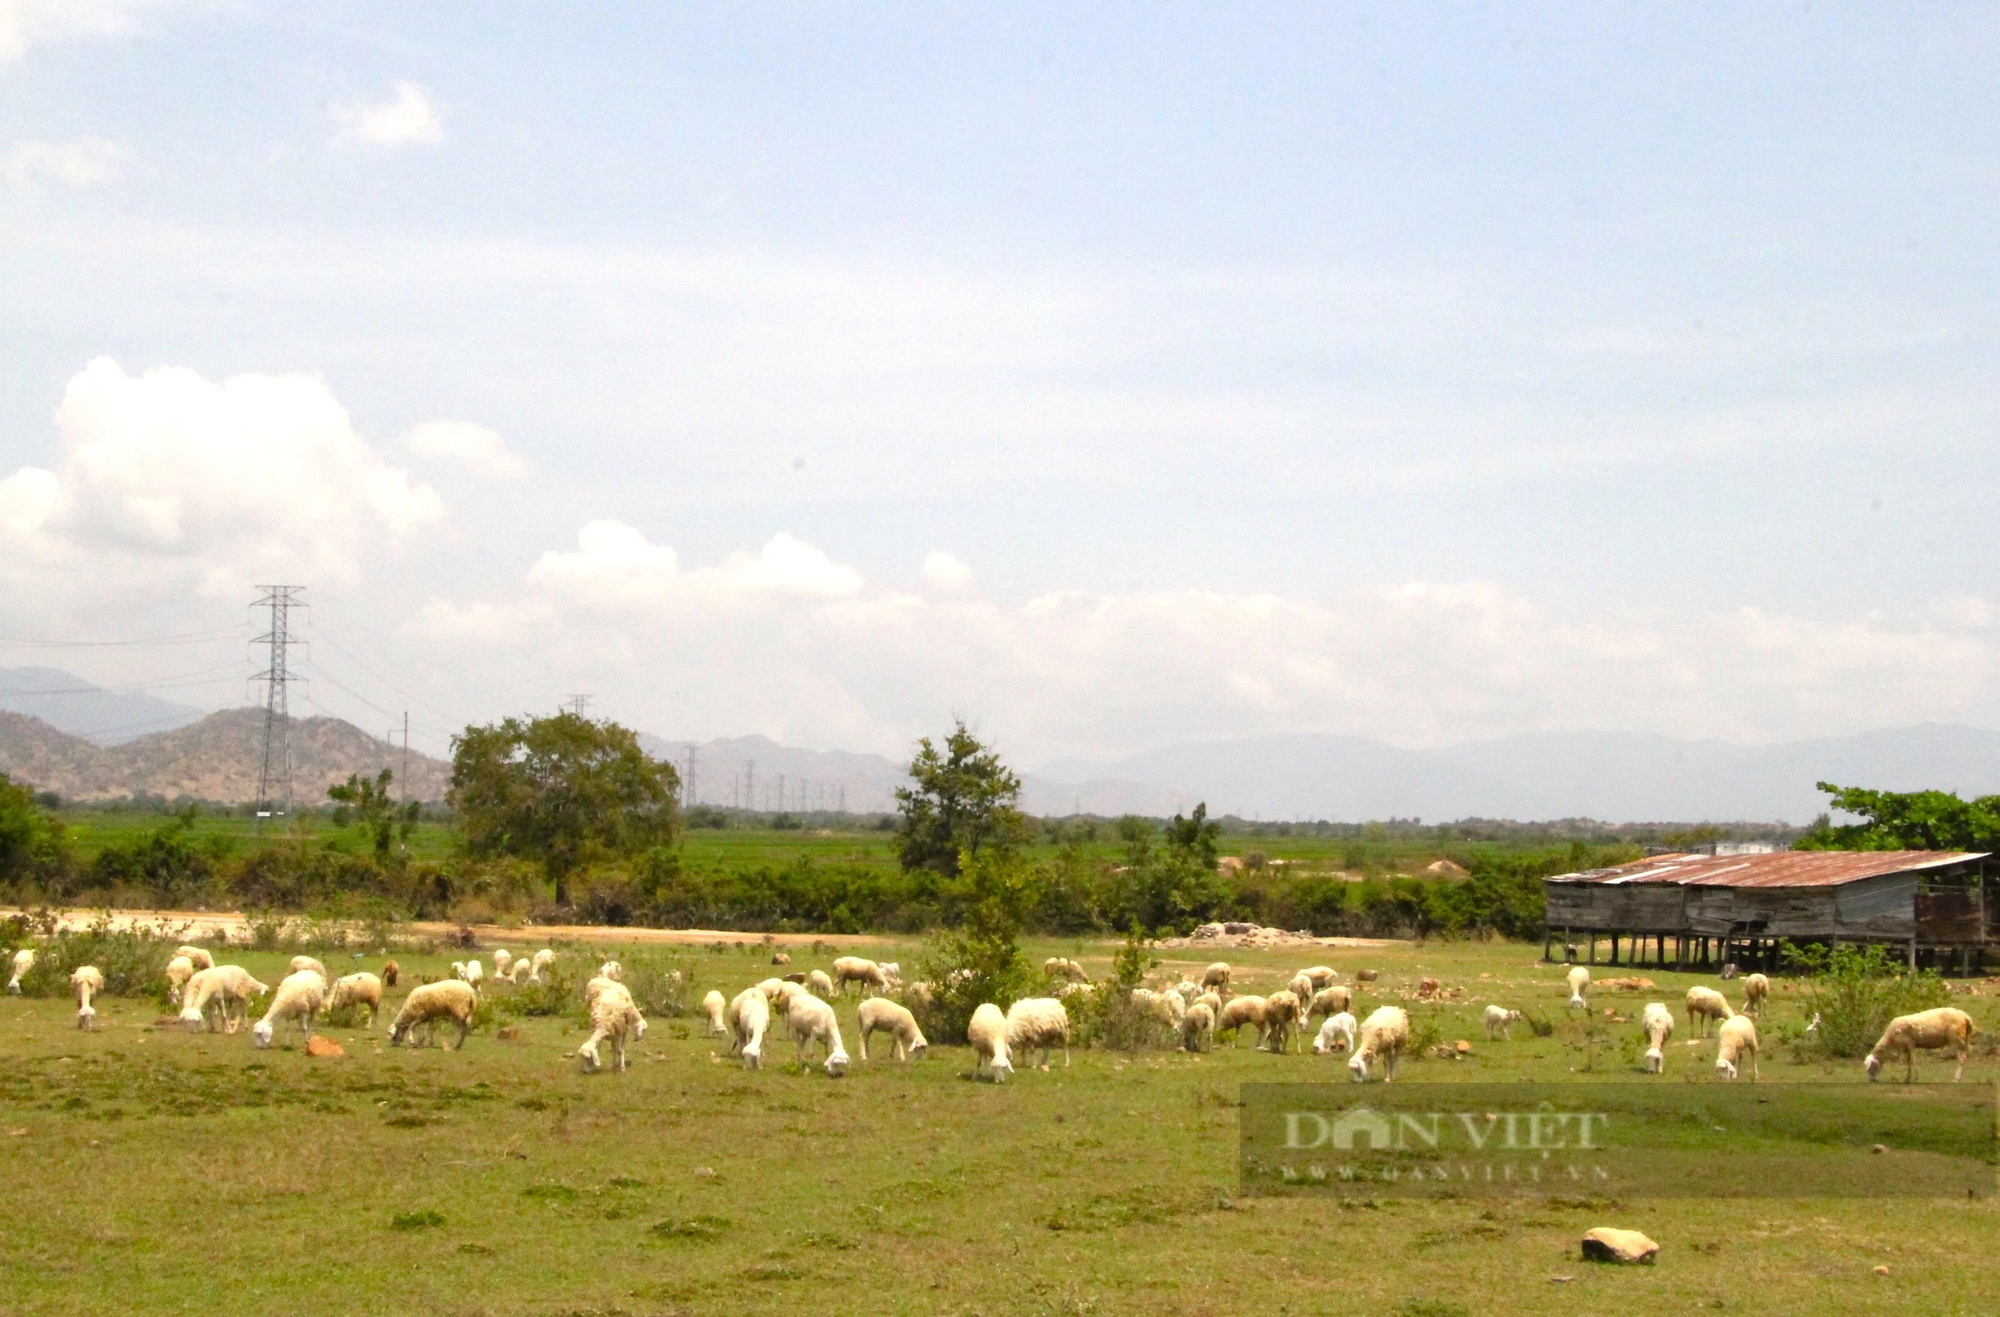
524, 522, 865, 604
0, 0, 169, 63
402, 420, 527, 479
4, 137, 125, 188
331, 81, 444, 148
0, 357, 443, 593
920, 551, 973, 592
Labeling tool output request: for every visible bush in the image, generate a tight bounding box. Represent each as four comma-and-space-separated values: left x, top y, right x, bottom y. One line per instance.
12, 915, 181, 1002
1782, 941, 1951, 1058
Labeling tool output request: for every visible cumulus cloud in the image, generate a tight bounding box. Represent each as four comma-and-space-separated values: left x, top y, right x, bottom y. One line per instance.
524, 522, 865, 604
4, 137, 125, 188
0, 358, 443, 594
0, 0, 169, 63
402, 420, 527, 479
920, 551, 973, 592
331, 81, 444, 148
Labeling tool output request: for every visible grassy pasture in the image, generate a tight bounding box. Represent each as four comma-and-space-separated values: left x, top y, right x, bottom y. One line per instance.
1, 934, 1994, 1316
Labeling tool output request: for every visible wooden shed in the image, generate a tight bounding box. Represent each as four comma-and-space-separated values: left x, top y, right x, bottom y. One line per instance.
1542, 850, 1993, 974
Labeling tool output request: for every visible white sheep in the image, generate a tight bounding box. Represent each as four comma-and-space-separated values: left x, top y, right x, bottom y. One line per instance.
1641, 1001, 1674, 1074
491, 949, 513, 979
831, 956, 890, 996
1260, 990, 1307, 1054
178, 966, 269, 1034
1565, 964, 1590, 1010
1180, 1002, 1216, 1052
729, 986, 770, 1070
1298, 965, 1339, 992
252, 969, 330, 1049
1218, 994, 1269, 1047
289, 955, 329, 981
1714, 1013, 1759, 1081
787, 993, 850, 1075
328, 972, 383, 1028
597, 960, 622, 982
1170, 979, 1201, 1006
71, 965, 104, 1029
1742, 973, 1770, 1018
968, 1002, 1013, 1082
174, 945, 214, 971
1005, 998, 1071, 1070
1685, 986, 1732, 1038
452, 959, 484, 990
856, 998, 927, 1061
7, 948, 34, 994
807, 969, 835, 999
1865, 1007, 1976, 1083
756, 976, 809, 1013
388, 980, 478, 1049
1286, 971, 1315, 1006
700, 989, 728, 1037
1347, 1006, 1411, 1082
529, 948, 556, 982
578, 980, 646, 1073
1201, 961, 1232, 992
1312, 1010, 1357, 1055
510, 957, 533, 985
1483, 1004, 1523, 1041
1194, 990, 1223, 1020
583, 974, 624, 1011
1044, 957, 1087, 982
878, 961, 901, 987
164, 955, 196, 1005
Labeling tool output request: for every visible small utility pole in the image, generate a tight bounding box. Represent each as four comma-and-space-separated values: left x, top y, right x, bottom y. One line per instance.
685, 744, 698, 807
401, 710, 410, 807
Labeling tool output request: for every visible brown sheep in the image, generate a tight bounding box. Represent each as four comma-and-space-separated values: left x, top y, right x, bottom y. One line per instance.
1217, 995, 1268, 1047
381, 959, 400, 988
1865, 1008, 1976, 1083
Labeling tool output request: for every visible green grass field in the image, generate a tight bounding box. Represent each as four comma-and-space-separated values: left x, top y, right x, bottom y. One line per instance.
1, 934, 1993, 1316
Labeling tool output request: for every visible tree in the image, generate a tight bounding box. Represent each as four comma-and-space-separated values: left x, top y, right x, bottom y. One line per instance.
893, 721, 1029, 876
0, 773, 66, 889
449, 713, 680, 906
328, 769, 419, 861
1795, 783, 2000, 852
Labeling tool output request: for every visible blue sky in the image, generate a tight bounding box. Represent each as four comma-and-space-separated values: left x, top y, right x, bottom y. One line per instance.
2, 3, 1996, 762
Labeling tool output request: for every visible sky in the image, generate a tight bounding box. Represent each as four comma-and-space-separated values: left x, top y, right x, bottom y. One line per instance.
1, 1, 1996, 768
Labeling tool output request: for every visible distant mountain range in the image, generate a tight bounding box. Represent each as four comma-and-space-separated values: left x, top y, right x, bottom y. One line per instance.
0, 666, 207, 745
0, 708, 451, 805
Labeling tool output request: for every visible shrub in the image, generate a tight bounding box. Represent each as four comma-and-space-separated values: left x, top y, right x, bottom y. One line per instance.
14, 916, 180, 1001
1782, 941, 1951, 1058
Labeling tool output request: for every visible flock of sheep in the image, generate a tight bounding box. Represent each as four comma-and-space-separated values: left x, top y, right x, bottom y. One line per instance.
2, 942, 1979, 1085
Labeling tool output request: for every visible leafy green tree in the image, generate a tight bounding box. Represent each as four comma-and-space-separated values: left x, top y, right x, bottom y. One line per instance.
449, 713, 680, 907
1795, 784, 2000, 852
328, 769, 419, 861
0, 773, 66, 889
893, 721, 1029, 876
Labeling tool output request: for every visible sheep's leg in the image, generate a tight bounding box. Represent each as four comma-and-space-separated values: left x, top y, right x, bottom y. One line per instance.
453, 1017, 469, 1050
1953, 1047, 1966, 1082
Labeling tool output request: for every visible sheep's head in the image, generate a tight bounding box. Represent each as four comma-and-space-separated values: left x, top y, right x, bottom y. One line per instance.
824, 1048, 849, 1078
908, 1038, 929, 1060
988, 1054, 1012, 1083
1715, 1055, 1738, 1081
251, 1020, 275, 1049
1347, 1051, 1370, 1082
387, 1019, 409, 1046
741, 1042, 761, 1070
578, 1039, 603, 1073
1864, 1053, 1882, 1081
1644, 1047, 1663, 1073
179, 1007, 204, 1033
76, 1006, 95, 1030
1568, 994, 1586, 1010
632, 1015, 648, 1041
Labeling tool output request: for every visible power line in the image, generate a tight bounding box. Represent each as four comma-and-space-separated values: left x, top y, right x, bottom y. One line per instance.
251, 585, 305, 828
0, 625, 246, 649
0, 664, 243, 697
306, 620, 455, 723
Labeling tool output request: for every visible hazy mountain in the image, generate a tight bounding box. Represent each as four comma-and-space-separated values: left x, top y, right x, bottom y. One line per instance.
0, 708, 452, 805
1034, 724, 2000, 825
0, 666, 206, 745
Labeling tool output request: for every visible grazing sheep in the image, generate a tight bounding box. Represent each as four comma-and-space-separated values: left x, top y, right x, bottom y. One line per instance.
1483, 1005, 1524, 1041
770, 951, 791, 966
164, 955, 196, 1005
289, 956, 329, 981
529, 949, 555, 983
7, 948, 34, 994
857, 998, 928, 1061
756, 977, 809, 1012
178, 966, 269, 1034
1298, 966, 1339, 992
1170, 980, 1200, 1006
578, 980, 646, 1073
1312, 1010, 1357, 1055
71, 965, 104, 1030
1180, 1002, 1216, 1052
1130, 987, 1186, 1031
1641, 1002, 1674, 1074
878, 962, 901, 984
787, 993, 851, 1075
583, 975, 626, 1012
729, 986, 770, 1070
807, 969, 835, 999
597, 960, 622, 982
1201, 962, 1232, 992
1865, 1007, 1977, 1083
1566, 965, 1590, 1010
491, 949, 512, 980
174, 945, 214, 971
968, 1002, 1013, 1082
1685, 986, 1732, 1038
1714, 1014, 1759, 1081
1217, 994, 1269, 1047
1260, 990, 1307, 1054
328, 972, 383, 1028
1286, 972, 1315, 1005
252, 969, 330, 1049
831, 956, 890, 996
381, 959, 399, 988
388, 980, 478, 1050
1347, 1006, 1411, 1083
1742, 973, 1770, 1018
1309, 985, 1353, 1020
1044, 957, 1087, 982
509, 958, 532, 985
1005, 998, 1071, 1070
1194, 990, 1224, 1020
453, 959, 484, 990
700, 989, 728, 1037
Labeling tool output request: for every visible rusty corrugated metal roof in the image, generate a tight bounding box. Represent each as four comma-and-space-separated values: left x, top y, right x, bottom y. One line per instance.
1548, 850, 1987, 889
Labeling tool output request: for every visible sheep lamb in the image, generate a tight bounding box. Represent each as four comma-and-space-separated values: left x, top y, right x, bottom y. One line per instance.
807, 969, 835, 998
328, 972, 383, 1028
1714, 1014, 1759, 1081
178, 966, 269, 1034
1641, 1002, 1674, 1073
856, 998, 928, 1062
1685, 986, 1732, 1038
1742, 972, 1770, 1018
1483, 1004, 1523, 1041
1347, 1006, 1411, 1083
1259, 990, 1307, 1054
388, 980, 478, 1050
7, 948, 34, 994
164, 955, 196, 1006
289, 955, 329, 981
1865, 1007, 1976, 1083
1565, 965, 1590, 1010
787, 993, 850, 1075
253, 969, 330, 1049
830, 956, 890, 996
1044, 957, 1087, 982
1005, 998, 1071, 1070
579, 980, 646, 1073
1312, 1010, 1357, 1055
968, 1002, 1013, 1082
1217, 994, 1269, 1047
174, 945, 214, 971
729, 986, 771, 1070
491, 949, 513, 979
71, 965, 105, 1030
1180, 1002, 1216, 1052
700, 989, 729, 1037
528, 949, 555, 983
1201, 962, 1232, 992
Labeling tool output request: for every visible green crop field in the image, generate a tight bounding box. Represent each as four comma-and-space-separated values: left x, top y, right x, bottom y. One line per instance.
1, 933, 1993, 1316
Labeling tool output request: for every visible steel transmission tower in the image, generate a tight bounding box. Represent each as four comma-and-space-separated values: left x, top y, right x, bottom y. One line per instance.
251, 585, 305, 827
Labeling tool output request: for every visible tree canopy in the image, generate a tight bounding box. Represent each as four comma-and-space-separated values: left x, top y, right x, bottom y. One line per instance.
449, 713, 680, 905
0, 773, 65, 888
893, 720, 1029, 876
328, 769, 419, 862
1795, 782, 2000, 852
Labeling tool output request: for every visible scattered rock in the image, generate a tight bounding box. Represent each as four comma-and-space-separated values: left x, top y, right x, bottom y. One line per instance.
1417, 977, 1441, 999
1356, 969, 1380, 982
1597, 977, 1657, 991
1873, 1265, 1890, 1277
305, 1034, 345, 1058
693, 1166, 717, 1180
1549, 1275, 1574, 1284
1454, 1039, 1473, 1055
1871, 1143, 1888, 1154
1581, 1227, 1659, 1265
771, 952, 791, 965
1161, 922, 1341, 950
496, 1025, 520, 1041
